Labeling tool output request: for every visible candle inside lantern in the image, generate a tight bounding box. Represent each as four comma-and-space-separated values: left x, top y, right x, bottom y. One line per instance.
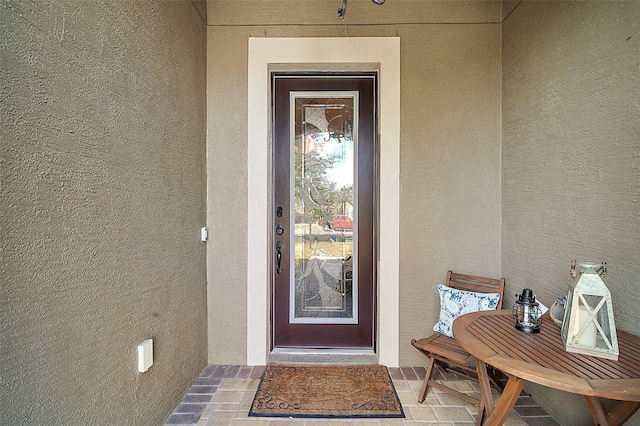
523, 305, 530, 324
572, 305, 597, 346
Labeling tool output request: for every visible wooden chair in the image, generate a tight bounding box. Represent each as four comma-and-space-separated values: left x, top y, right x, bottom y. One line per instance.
411, 271, 506, 411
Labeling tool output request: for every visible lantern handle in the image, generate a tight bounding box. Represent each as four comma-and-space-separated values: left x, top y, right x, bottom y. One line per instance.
569, 260, 607, 278
599, 261, 607, 278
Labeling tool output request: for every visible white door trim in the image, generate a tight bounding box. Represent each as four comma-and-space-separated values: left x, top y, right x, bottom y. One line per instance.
247, 37, 400, 366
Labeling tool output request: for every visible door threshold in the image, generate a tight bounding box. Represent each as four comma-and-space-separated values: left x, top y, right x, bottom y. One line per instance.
268, 348, 378, 365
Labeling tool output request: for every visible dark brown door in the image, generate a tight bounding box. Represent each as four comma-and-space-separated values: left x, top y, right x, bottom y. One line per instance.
272, 74, 376, 348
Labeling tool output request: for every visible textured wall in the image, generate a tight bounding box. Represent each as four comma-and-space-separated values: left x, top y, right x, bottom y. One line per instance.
502, 1, 640, 424
206, 0, 502, 365
1, 1, 207, 425
206, 24, 249, 364
399, 22, 502, 367
208, 0, 502, 25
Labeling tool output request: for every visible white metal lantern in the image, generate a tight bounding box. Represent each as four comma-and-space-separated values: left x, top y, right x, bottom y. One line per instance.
561, 261, 618, 360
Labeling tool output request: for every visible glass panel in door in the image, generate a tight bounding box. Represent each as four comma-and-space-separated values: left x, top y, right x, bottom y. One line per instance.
291, 92, 357, 324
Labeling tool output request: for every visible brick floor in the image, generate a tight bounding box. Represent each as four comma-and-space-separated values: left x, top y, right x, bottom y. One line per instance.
164, 365, 559, 426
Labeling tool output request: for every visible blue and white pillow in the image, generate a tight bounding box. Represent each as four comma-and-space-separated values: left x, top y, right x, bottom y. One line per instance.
433, 284, 501, 338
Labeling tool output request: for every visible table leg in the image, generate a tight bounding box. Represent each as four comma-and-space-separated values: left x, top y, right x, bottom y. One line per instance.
476, 359, 495, 414
483, 375, 525, 426
585, 396, 640, 426
606, 401, 640, 426
585, 396, 608, 426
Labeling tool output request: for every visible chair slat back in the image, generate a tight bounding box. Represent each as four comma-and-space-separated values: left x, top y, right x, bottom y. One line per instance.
446, 270, 506, 309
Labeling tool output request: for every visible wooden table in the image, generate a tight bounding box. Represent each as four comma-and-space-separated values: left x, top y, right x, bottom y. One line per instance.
453, 310, 640, 426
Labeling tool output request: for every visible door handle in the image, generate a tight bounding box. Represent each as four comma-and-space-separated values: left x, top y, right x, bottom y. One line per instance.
276, 241, 284, 275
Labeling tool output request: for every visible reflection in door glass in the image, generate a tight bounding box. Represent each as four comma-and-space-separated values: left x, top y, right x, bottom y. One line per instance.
290, 92, 358, 324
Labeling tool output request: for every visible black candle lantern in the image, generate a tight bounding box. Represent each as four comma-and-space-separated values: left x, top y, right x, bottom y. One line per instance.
513, 288, 542, 334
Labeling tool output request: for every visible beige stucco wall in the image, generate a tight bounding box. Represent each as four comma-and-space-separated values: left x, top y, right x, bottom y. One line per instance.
502, 1, 640, 424
398, 17, 502, 368
1, 1, 207, 425
206, 0, 502, 366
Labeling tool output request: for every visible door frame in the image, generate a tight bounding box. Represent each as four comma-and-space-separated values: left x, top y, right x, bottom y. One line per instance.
247, 37, 400, 366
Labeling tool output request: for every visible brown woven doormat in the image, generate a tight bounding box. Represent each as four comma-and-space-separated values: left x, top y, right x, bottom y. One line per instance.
248, 364, 404, 418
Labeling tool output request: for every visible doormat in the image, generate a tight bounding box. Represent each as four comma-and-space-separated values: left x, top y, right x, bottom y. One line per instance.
248, 364, 404, 418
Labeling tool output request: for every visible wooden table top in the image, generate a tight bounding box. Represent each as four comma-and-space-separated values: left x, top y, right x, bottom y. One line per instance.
453, 310, 640, 402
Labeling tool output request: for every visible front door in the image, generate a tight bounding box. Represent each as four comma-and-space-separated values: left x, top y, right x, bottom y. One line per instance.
272, 74, 377, 349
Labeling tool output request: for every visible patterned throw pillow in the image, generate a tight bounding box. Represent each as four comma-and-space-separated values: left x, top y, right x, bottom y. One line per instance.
433, 284, 501, 338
